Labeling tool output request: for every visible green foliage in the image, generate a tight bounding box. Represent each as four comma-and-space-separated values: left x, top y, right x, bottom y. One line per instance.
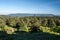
47, 19, 56, 27
0, 19, 5, 27
6, 17, 16, 27
53, 26, 60, 33
0, 16, 60, 35
3, 25, 15, 34
41, 18, 48, 27
19, 25, 29, 32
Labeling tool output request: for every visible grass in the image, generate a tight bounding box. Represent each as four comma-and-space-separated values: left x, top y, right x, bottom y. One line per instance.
0, 31, 60, 40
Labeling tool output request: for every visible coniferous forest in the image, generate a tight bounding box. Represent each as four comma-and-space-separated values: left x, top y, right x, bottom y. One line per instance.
0, 15, 60, 40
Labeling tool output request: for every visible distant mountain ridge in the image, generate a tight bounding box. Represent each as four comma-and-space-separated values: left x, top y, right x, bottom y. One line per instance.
8, 13, 55, 17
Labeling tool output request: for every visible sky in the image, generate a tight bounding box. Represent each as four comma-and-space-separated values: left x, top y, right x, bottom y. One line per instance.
0, 0, 60, 15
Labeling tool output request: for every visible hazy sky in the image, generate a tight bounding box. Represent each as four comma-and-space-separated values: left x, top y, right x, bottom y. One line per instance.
0, 0, 60, 15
